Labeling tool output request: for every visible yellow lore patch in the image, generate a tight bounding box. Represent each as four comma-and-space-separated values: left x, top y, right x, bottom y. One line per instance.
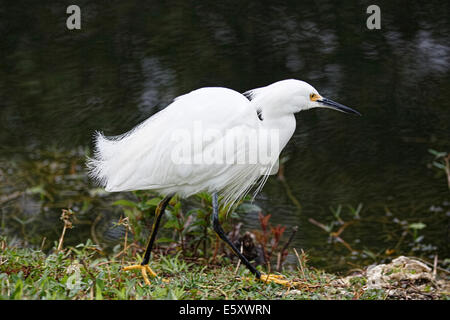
310, 93, 321, 101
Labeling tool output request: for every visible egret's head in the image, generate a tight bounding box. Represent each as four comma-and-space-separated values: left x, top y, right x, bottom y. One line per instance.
245, 79, 361, 116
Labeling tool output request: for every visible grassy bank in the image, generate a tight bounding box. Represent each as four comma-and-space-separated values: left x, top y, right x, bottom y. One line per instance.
1, 237, 448, 300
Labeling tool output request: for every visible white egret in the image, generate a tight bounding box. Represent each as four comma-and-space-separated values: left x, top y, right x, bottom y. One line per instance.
87, 79, 360, 285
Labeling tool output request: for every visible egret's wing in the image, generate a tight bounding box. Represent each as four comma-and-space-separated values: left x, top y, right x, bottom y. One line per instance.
87, 87, 265, 204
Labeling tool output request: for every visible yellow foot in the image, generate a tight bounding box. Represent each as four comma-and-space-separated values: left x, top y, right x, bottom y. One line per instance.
259, 274, 294, 287
123, 264, 169, 285
243, 274, 299, 287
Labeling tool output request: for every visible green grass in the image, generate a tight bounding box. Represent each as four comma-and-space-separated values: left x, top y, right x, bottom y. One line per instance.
0, 238, 387, 300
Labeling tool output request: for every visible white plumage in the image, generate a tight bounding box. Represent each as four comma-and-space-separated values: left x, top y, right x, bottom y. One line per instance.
87, 79, 359, 208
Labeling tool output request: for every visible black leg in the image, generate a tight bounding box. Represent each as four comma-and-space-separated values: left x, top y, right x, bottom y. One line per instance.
211, 192, 261, 278
141, 195, 172, 266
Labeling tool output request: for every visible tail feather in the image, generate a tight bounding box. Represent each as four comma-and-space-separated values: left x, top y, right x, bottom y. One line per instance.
86, 131, 120, 188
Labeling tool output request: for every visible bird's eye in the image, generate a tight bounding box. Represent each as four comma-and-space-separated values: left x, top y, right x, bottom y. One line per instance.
310, 93, 320, 101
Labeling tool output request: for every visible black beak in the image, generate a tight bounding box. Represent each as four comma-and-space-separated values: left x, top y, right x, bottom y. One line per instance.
319, 98, 361, 116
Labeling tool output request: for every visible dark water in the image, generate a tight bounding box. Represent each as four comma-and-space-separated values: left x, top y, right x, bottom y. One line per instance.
1, 1, 449, 272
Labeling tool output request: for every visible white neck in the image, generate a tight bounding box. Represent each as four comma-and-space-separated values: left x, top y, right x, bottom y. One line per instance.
261, 113, 296, 152
250, 94, 297, 158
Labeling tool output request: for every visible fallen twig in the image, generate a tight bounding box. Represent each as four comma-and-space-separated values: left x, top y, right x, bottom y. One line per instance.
309, 218, 356, 253
0, 191, 23, 205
